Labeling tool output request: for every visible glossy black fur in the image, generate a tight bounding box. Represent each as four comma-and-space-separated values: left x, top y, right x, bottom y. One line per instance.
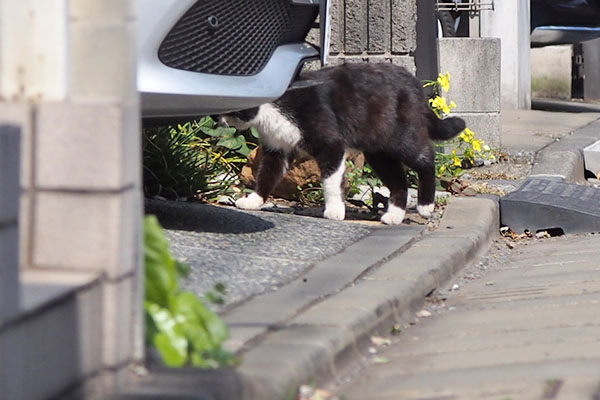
234, 63, 465, 211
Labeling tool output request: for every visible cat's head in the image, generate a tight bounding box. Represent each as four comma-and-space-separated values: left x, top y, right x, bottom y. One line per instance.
218, 107, 260, 130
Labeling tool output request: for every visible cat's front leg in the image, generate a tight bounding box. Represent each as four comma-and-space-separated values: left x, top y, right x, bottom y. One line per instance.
321, 157, 347, 221
235, 148, 290, 211
235, 192, 264, 210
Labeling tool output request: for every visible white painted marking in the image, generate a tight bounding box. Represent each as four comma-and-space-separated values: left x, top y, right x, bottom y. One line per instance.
381, 203, 406, 225
322, 158, 346, 221
417, 203, 434, 218
235, 192, 264, 210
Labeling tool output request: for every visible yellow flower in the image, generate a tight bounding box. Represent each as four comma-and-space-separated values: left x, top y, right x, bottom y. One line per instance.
451, 149, 462, 167
437, 72, 451, 92
459, 128, 475, 143
429, 96, 452, 116
472, 139, 482, 153
439, 164, 447, 175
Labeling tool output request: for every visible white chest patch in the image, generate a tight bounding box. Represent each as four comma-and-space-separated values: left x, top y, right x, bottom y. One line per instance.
253, 103, 302, 153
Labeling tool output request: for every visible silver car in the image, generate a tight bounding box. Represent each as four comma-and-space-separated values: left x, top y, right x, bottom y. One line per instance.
138, 0, 329, 124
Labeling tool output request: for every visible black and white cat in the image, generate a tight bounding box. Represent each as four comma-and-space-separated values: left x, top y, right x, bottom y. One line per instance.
221, 63, 465, 225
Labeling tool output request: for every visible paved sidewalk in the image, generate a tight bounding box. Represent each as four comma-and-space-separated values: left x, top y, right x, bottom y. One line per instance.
120, 105, 600, 399
335, 233, 600, 399
125, 196, 499, 400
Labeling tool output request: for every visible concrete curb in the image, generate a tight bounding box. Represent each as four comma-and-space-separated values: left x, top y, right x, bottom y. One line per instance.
530, 118, 600, 183
119, 196, 499, 399
238, 197, 499, 400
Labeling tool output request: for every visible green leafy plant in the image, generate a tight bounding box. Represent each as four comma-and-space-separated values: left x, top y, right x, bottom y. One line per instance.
143, 117, 258, 201
345, 160, 383, 207
296, 182, 325, 205
144, 215, 236, 368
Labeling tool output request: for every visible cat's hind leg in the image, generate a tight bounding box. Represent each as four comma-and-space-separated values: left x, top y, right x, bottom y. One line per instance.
316, 150, 347, 221
364, 152, 408, 225
235, 148, 291, 210
404, 147, 436, 218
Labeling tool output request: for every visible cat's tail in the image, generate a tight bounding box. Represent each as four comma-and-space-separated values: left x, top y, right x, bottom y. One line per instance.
427, 109, 466, 141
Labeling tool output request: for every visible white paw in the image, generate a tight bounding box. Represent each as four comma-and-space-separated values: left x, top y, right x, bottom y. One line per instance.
235, 192, 264, 210
381, 203, 406, 225
323, 202, 345, 221
417, 203, 434, 218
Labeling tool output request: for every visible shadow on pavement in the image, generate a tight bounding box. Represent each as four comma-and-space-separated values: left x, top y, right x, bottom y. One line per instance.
145, 199, 275, 234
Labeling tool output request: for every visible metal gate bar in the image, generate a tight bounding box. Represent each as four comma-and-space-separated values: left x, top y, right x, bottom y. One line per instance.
436, 1, 494, 12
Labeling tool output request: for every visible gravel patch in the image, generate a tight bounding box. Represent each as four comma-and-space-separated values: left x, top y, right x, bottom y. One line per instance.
148, 200, 372, 309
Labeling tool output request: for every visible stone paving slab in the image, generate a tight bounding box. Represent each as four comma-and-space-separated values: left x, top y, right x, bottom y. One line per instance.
341, 360, 600, 400
336, 234, 600, 400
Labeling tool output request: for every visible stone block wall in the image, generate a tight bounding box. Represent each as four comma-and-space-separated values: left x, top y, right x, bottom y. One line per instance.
0, 126, 20, 322
326, 0, 418, 73
438, 38, 502, 149
0, 0, 142, 398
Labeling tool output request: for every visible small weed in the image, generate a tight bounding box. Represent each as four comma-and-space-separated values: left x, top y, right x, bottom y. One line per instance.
297, 183, 325, 205
345, 160, 383, 207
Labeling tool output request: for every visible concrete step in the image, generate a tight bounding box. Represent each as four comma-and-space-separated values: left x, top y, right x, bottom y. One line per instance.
0, 270, 101, 400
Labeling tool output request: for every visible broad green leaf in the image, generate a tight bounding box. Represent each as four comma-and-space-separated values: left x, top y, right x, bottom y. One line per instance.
146, 302, 189, 367
200, 126, 237, 138
144, 216, 178, 307
176, 292, 229, 346
154, 332, 187, 367
216, 135, 240, 150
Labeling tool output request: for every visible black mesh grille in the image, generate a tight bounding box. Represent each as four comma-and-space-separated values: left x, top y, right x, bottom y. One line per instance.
158, 0, 318, 76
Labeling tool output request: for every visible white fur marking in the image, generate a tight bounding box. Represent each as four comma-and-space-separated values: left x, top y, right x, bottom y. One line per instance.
381, 203, 406, 225
220, 115, 252, 131
322, 159, 346, 221
235, 192, 264, 210
417, 203, 434, 218
253, 104, 302, 153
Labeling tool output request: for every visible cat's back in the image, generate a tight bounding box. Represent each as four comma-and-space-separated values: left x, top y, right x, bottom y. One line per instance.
301, 62, 420, 94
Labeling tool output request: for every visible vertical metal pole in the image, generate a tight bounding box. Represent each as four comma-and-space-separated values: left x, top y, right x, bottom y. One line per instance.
572, 43, 584, 99
416, 0, 438, 82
